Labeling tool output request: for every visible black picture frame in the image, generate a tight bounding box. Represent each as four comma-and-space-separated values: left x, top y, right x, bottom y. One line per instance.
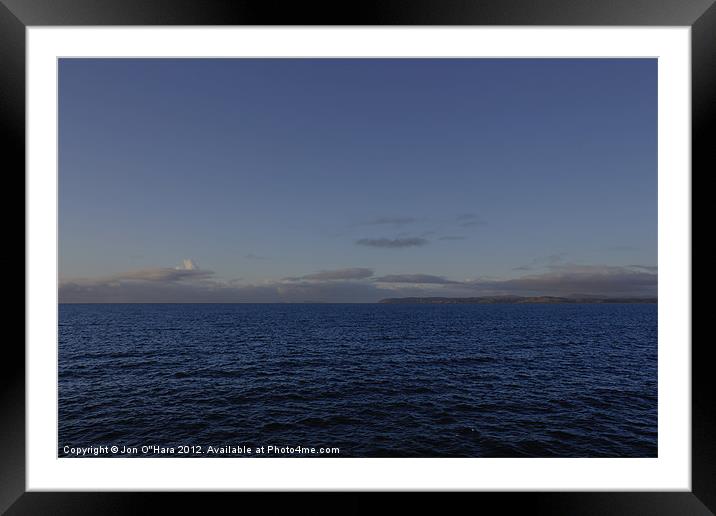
4, 0, 709, 514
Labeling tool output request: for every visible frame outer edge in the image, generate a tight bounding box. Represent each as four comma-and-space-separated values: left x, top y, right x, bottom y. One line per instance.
0, 1, 27, 515
0, 0, 715, 26
4, 0, 712, 512
691, 0, 716, 513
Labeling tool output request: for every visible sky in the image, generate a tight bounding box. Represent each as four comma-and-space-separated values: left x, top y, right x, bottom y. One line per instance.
58, 58, 657, 302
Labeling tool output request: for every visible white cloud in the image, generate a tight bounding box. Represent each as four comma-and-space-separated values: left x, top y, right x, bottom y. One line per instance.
178, 259, 198, 270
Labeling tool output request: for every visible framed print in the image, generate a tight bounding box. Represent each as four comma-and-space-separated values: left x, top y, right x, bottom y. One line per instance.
4, 0, 710, 513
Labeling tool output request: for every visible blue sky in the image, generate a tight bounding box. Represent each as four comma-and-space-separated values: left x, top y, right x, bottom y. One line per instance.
59, 58, 657, 302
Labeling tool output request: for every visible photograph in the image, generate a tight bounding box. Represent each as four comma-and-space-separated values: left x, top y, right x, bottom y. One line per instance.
57, 57, 658, 459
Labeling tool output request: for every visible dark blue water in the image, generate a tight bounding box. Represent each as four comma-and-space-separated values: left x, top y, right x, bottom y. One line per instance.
58, 303, 657, 457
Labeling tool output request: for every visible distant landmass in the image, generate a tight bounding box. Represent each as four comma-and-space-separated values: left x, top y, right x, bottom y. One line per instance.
379, 296, 657, 304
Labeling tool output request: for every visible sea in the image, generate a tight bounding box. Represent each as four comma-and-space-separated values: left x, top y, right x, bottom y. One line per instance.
58, 303, 657, 458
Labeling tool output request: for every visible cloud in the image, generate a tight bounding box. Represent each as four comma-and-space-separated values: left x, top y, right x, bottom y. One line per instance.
460, 265, 657, 297
372, 265, 655, 296
438, 236, 466, 241
60, 277, 393, 304
59, 261, 656, 303
512, 252, 567, 271
178, 259, 198, 271
288, 267, 375, 281
360, 216, 417, 226
274, 281, 388, 303
81, 259, 214, 284
245, 253, 267, 260
456, 213, 485, 228
628, 264, 658, 273
59, 260, 385, 303
374, 274, 457, 284
59, 280, 283, 303
356, 237, 428, 248
116, 267, 212, 282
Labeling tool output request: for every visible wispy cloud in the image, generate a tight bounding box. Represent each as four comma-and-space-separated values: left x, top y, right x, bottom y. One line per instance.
60, 277, 392, 304
461, 265, 657, 297
286, 267, 374, 281
60, 261, 386, 303
59, 261, 656, 303
83, 259, 214, 283
512, 252, 567, 271
359, 216, 417, 226
374, 274, 458, 284
60, 280, 283, 303
245, 253, 267, 260
356, 237, 428, 248
456, 213, 485, 228
628, 264, 658, 273
116, 268, 212, 282
438, 236, 466, 241
372, 265, 656, 296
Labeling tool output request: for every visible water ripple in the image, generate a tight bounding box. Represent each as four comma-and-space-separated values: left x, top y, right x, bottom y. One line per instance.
59, 303, 657, 457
